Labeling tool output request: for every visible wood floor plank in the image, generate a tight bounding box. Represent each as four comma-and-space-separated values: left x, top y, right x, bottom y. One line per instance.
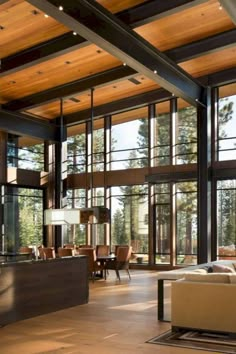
0, 270, 211, 353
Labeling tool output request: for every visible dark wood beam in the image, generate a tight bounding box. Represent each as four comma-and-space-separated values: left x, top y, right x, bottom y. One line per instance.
3, 66, 136, 111
22, 0, 206, 106
165, 28, 236, 62
0, 0, 207, 75
0, 109, 60, 142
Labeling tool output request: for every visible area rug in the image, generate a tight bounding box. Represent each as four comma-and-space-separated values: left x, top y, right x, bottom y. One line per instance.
147, 330, 236, 353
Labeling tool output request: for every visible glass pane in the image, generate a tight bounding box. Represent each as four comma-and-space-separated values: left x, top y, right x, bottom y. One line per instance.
111, 185, 148, 263
67, 133, 86, 173
111, 108, 148, 170
175, 102, 197, 164
217, 180, 236, 260
93, 127, 104, 172
65, 189, 86, 245
3, 187, 43, 253
153, 103, 170, 166
176, 181, 198, 265
218, 92, 236, 161
7, 138, 44, 171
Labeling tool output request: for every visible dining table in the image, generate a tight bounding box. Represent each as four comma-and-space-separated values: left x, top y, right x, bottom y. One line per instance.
96, 254, 116, 278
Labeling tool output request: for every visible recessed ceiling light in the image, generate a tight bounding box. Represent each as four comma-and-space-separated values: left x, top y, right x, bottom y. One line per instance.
73, 31, 77, 35
0, 25, 4, 30
123, 62, 127, 66
65, 61, 71, 64
97, 50, 102, 54
153, 70, 157, 74
44, 14, 49, 18
219, 3, 223, 10
59, 5, 63, 11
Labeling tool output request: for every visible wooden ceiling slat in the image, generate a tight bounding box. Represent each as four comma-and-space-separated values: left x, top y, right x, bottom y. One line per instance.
0, 1, 68, 58
135, 0, 234, 51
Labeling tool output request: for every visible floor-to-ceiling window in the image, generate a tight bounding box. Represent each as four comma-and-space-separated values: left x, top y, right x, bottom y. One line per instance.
111, 107, 148, 170
3, 187, 43, 252
217, 180, 236, 260
176, 181, 198, 265
110, 184, 148, 263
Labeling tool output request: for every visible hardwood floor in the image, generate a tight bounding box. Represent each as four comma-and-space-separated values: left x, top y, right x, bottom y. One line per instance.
0, 270, 213, 354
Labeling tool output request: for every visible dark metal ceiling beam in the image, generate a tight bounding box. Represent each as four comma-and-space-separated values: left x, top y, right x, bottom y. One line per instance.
199, 67, 236, 87
4, 28, 236, 112
0, 109, 60, 141
64, 66, 236, 125
0, 32, 87, 76
3, 66, 136, 111
65, 88, 173, 125
118, 0, 208, 28
165, 28, 236, 62
24, 0, 205, 106
220, 0, 236, 25
0, 0, 207, 75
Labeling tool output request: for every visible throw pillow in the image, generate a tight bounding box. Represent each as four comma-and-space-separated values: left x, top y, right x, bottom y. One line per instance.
212, 264, 235, 273
184, 273, 230, 283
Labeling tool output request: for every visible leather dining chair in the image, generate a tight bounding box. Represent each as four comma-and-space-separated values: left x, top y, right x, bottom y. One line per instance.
40, 247, 56, 260
105, 246, 132, 281
78, 248, 103, 282
96, 245, 110, 257
58, 247, 74, 257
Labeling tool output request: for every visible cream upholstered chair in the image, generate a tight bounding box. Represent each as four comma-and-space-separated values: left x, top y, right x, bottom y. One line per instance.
105, 246, 132, 281
78, 248, 103, 281
58, 247, 74, 257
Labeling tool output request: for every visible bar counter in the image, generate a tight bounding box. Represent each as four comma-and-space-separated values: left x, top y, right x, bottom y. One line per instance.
0, 256, 89, 326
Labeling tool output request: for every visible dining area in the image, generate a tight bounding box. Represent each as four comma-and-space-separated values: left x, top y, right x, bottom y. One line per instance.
16, 243, 133, 282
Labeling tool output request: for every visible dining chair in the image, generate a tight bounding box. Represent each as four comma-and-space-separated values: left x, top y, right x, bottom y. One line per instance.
40, 247, 56, 260
96, 245, 110, 257
19, 246, 33, 260
63, 244, 75, 249
105, 246, 132, 281
114, 244, 130, 255
58, 247, 74, 257
78, 248, 103, 282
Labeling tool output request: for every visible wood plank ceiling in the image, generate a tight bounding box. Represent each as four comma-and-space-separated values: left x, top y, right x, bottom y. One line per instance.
0, 0, 236, 133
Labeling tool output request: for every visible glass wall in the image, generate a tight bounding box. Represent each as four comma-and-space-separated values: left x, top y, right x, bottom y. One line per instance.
65, 189, 86, 245
111, 107, 148, 170
217, 180, 236, 259
3, 187, 43, 252
175, 101, 197, 164
218, 84, 236, 161
176, 181, 198, 265
154, 183, 171, 264
110, 185, 148, 263
67, 132, 86, 173
7, 135, 44, 171
153, 102, 171, 166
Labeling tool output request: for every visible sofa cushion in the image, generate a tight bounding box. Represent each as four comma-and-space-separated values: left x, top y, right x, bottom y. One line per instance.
212, 263, 235, 273
184, 273, 230, 283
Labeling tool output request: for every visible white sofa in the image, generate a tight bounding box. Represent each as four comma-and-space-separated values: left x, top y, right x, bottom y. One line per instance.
157, 260, 236, 321
171, 271, 236, 335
